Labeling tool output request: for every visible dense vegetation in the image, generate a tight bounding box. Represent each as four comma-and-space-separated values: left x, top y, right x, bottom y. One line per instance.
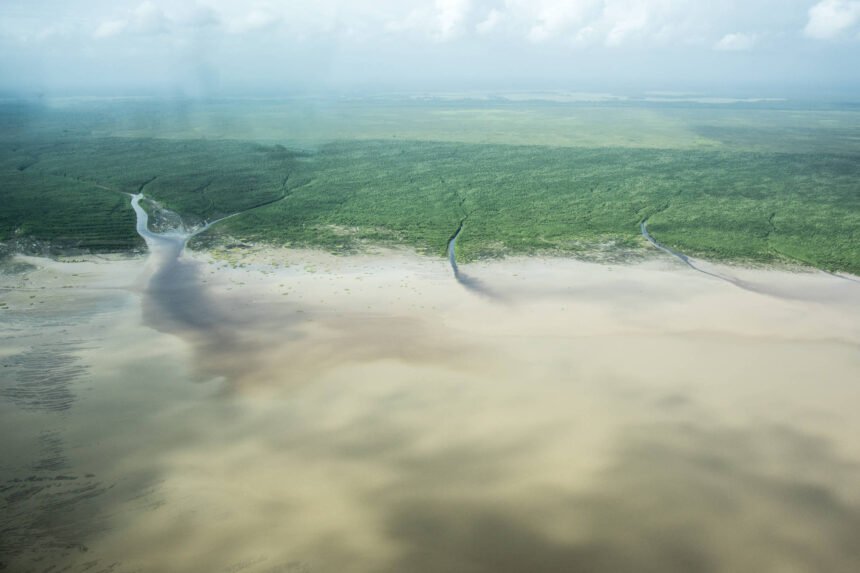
1, 100, 858, 273
22, 137, 307, 224
0, 143, 140, 254
213, 141, 860, 271
0, 132, 309, 255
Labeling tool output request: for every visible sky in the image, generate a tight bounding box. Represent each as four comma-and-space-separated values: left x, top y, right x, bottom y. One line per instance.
1, 0, 859, 97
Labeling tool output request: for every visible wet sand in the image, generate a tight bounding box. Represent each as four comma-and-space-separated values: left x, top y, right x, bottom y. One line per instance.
2, 248, 860, 572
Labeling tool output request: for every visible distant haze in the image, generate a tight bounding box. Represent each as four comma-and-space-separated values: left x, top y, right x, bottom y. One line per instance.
1, 0, 859, 97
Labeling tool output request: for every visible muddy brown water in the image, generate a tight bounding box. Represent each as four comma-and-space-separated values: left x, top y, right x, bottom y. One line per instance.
2, 203, 860, 572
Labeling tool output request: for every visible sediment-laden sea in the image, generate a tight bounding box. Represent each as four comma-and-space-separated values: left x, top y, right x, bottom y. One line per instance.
2, 234, 860, 571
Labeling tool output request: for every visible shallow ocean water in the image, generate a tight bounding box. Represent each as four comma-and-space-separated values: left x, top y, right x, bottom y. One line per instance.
2, 249, 860, 572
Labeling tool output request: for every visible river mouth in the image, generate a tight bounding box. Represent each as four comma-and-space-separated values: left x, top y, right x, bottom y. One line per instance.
2, 233, 860, 571
131, 194, 218, 343
447, 224, 497, 298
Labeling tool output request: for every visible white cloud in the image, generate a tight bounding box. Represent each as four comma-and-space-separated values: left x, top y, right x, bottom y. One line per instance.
130, 1, 169, 35
714, 32, 757, 51
476, 8, 503, 34
4, 0, 859, 94
94, 20, 127, 39
19, 1, 859, 53
575, 24, 596, 43
385, 10, 423, 34
228, 8, 282, 34
176, 4, 220, 28
68, 1, 836, 49
523, 1, 597, 43
497, 0, 697, 47
603, 2, 651, 47
804, 0, 860, 39
435, 0, 471, 40
31, 23, 79, 43
93, 1, 168, 39
385, 0, 471, 42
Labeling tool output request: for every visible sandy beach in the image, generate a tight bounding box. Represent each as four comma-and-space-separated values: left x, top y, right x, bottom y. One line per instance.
2, 247, 860, 572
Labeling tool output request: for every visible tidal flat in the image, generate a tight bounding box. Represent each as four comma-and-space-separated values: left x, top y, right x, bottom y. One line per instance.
2, 245, 859, 572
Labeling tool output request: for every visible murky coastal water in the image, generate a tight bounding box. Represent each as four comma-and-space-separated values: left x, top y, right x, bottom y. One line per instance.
2, 214, 860, 571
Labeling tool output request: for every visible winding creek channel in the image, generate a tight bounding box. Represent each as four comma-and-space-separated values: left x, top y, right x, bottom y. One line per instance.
447, 223, 463, 280
639, 218, 757, 290
447, 222, 496, 298
640, 219, 860, 291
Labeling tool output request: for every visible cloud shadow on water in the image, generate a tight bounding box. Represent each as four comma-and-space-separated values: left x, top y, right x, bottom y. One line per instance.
372, 422, 860, 573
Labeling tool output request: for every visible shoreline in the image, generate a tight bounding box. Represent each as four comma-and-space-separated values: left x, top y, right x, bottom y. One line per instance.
5, 231, 858, 280
5, 242, 858, 331
2, 242, 858, 298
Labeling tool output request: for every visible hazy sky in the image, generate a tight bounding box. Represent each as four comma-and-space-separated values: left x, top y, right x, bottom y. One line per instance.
1, 0, 859, 96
